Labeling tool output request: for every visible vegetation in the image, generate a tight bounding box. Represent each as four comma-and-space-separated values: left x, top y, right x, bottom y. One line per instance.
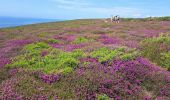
47, 38, 60, 44
141, 35, 170, 69
154, 16, 170, 21
0, 19, 170, 99
91, 47, 124, 63
73, 37, 89, 44
97, 94, 110, 100
7, 42, 85, 74
160, 52, 170, 70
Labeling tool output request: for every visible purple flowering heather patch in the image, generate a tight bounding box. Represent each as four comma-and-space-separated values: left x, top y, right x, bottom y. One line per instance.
159, 84, 170, 97
144, 96, 151, 100
39, 73, 61, 84
75, 68, 85, 77
161, 21, 170, 26
64, 43, 86, 51
99, 34, 122, 45
79, 57, 98, 63
8, 68, 18, 76
0, 58, 11, 68
6, 39, 32, 46
139, 29, 168, 38
0, 77, 23, 99
32, 95, 47, 100
0, 45, 16, 55
41, 51, 48, 57
72, 56, 169, 99
49, 40, 86, 51
53, 34, 76, 42
124, 41, 139, 48
49, 43, 64, 49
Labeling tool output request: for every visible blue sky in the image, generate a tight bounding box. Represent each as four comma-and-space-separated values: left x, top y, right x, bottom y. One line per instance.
0, 0, 170, 19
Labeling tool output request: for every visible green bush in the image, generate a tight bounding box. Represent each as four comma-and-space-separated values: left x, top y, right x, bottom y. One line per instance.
160, 52, 170, 70
7, 42, 85, 74
73, 37, 88, 44
47, 39, 60, 44
24, 42, 50, 55
70, 49, 86, 58
140, 35, 170, 69
120, 49, 139, 61
91, 47, 124, 63
38, 32, 48, 37
97, 94, 110, 100
120, 53, 135, 61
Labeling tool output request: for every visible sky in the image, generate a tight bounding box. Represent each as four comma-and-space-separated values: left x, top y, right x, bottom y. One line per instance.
0, 0, 170, 19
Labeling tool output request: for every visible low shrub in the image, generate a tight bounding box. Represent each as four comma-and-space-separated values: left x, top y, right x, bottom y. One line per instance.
120, 53, 135, 61
91, 47, 124, 63
24, 42, 50, 55
73, 37, 88, 44
97, 94, 110, 100
38, 32, 48, 37
140, 35, 170, 69
160, 52, 170, 70
93, 30, 105, 34
155, 16, 170, 21
120, 49, 139, 61
7, 42, 85, 74
47, 39, 60, 44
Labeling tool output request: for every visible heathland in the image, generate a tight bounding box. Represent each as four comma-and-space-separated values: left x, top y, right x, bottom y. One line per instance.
0, 18, 170, 99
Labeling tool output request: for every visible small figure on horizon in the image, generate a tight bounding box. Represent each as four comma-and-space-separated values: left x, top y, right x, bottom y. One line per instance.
149, 16, 153, 21
111, 15, 120, 23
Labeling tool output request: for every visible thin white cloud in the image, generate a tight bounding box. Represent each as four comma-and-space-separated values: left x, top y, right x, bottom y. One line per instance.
51, 0, 90, 6
57, 5, 145, 18
52, 0, 147, 18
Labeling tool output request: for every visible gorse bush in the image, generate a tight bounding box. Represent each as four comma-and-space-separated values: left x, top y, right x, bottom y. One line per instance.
38, 32, 48, 37
24, 42, 50, 55
120, 53, 135, 61
120, 48, 139, 61
7, 42, 50, 68
97, 94, 110, 100
91, 47, 124, 63
47, 39, 60, 44
7, 42, 86, 74
91, 47, 139, 63
140, 35, 170, 69
160, 52, 170, 70
73, 37, 89, 44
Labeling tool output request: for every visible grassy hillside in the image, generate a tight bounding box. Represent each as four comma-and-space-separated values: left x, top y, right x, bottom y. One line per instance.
0, 19, 170, 99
